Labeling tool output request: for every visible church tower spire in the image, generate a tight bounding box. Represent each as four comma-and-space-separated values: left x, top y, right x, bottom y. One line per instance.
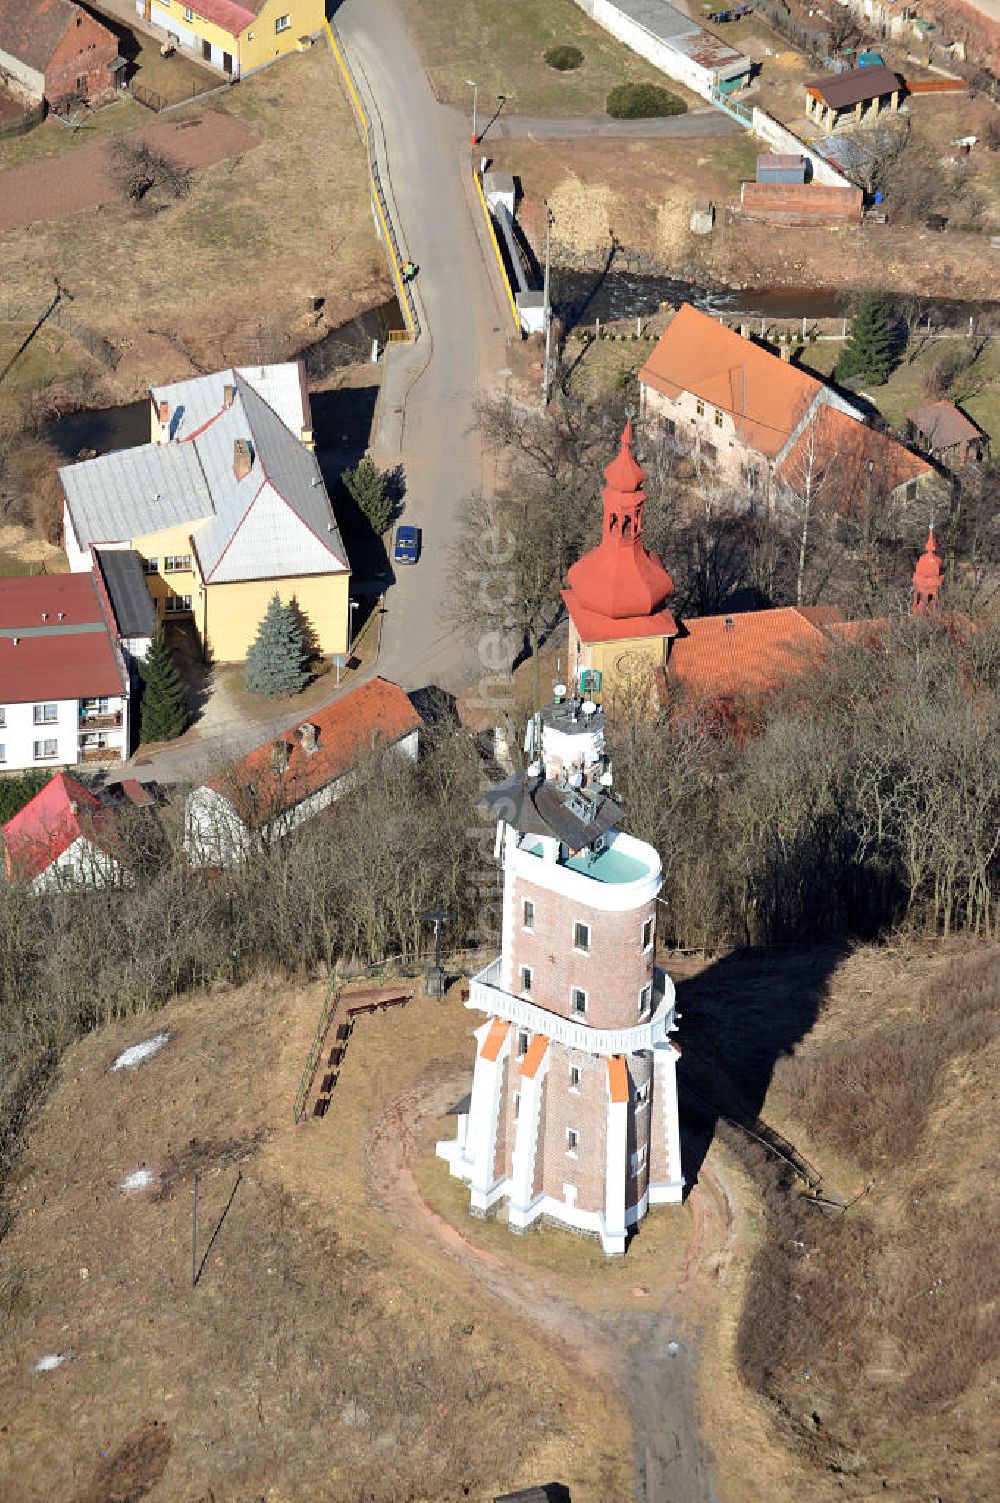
911, 526, 944, 616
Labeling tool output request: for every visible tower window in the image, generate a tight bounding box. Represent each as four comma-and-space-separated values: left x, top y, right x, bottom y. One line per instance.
642, 916, 654, 950
566, 1128, 579, 1156
523, 898, 534, 930
517, 1030, 529, 1057
638, 983, 652, 1016
570, 987, 587, 1016
573, 920, 590, 953
520, 966, 533, 995
569, 1065, 581, 1091
636, 1081, 651, 1108
513, 1090, 521, 1118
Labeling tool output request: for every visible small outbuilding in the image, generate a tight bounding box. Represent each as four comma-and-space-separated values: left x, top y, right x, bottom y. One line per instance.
755, 153, 808, 184
804, 65, 903, 130
906, 400, 988, 468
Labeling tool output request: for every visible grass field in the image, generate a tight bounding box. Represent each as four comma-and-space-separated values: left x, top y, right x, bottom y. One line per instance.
400, 0, 702, 114
0, 44, 389, 400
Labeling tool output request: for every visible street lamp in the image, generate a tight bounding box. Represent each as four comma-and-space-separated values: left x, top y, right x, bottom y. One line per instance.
466, 78, 478, 145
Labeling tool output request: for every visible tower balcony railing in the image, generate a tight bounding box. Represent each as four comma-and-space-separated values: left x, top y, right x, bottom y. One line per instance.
468, 957, 676, 1058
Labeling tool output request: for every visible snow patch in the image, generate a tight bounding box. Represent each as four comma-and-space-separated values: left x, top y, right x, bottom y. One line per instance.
111, 1033, 169, 1072
120, 1168, 155, 1194
34, 1352, 71, 1373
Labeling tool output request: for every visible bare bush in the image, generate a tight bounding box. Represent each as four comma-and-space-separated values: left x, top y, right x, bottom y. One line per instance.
110, 137, 192, 206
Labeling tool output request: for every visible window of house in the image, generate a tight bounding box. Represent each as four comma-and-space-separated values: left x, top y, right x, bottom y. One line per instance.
33, 703, 57, 724
663, 417, 676, 438
520, 966, 532, 995
570, 987, 587, 1016
517, 1031, 529, 1059
573, 920, 590, 953
630, 1144, 648, 1177
714, 409, 724, 428
0, 708, 5, 728
142, 557, 159, 574
163, 555, 191, 573
522, 897, 534, 929
165, 595, 193, 613
635, 1081, 651, 1108
513, 1091, 520, 1119
275, 12, 291, 30
75, 76, 85, 93
566, 1128, 579, 1156
905, 481, 917, 502
34, 739, 58, 760
183, 6, 193, 20
569, 1065, 581, 1092
642, 915, 654, 951
638, 982, 652, 1017
0, 743, 5, 763
696, 399, 705, 416
81, 697, 110, 716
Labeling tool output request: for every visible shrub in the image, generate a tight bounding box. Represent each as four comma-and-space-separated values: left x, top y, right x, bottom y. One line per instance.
544, 44, 584, 71
606, 83, 686, 119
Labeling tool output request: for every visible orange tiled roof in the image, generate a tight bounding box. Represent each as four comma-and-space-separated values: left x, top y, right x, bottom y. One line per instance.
667, 606, 842, 701
480, 1018, 509, 1062
209, 676, 420, 827
520, 1034, 549, 1079
778, 404, 931, 503
607, 1055, 629, 1105
639, 304, 821, 458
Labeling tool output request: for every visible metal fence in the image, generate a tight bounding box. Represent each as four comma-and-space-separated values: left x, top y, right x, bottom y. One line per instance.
325, 18, 419, 340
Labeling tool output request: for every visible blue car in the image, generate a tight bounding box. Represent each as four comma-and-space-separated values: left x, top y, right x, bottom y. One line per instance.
394, 524, 421, 565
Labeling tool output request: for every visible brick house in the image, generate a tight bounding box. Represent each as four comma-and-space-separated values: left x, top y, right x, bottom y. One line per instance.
437, 702, 683, 1256
906, 401, 988, 470
638, 304, 935, 510
0, 0, 122, 106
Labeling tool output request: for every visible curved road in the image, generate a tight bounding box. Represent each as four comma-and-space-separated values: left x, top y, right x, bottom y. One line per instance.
333, 0, 510, 696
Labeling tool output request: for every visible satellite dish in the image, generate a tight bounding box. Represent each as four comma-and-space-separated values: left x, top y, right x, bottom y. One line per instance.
600, 769, 614, 787
581, 699, 597, 717
553, 681, 567, 701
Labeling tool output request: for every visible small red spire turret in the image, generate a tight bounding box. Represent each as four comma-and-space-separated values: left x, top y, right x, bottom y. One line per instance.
912, 526, 943, 617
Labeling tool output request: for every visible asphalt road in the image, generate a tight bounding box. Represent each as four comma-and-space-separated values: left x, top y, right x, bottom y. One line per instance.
334, 0, 510, 698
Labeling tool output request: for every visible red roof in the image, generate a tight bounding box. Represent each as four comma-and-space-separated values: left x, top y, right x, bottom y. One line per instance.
907, 400, 982, 451
2, 772, 112, 881
777, 404, 931, 503
667, 606, 843, 702
209, 676, 421, 826
640, 304, 821, 459
563, 422, 678, 645
184, 0, 256, 37
0, 573, 125, 701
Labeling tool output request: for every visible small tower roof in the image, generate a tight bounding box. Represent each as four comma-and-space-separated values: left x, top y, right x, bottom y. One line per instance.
913, 526, 943, 585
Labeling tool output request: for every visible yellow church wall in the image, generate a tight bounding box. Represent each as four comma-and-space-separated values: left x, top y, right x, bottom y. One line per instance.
568, 619, 669, 715
203, 572, 350, 662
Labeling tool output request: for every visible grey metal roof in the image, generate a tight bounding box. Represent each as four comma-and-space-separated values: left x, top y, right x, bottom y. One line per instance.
61, 442, 210, 549
94, 548, 157, 638
479, 771, 622, 848
61, 363, 347, 585
608, 0, 749, 76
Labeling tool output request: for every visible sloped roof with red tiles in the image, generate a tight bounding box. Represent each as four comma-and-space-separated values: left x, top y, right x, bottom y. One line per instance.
208, 676, 421, 826
0, 573, 126, 702
777, 404, 931, 504
907, 400, 982, 451
0, 0, 109, 74
639, 303, 821, 458
181, 0, 257, 38
2, 772, 115, 882
667, 606, 841, 702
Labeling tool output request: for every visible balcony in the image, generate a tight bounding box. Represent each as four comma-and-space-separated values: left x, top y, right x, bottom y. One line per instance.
78, 746, 124, 764
79, 710, 123, 730
468, 957, 676, 1058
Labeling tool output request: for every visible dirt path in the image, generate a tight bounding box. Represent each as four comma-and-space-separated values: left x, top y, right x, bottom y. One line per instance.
366, 1072, 732, 1503
0, 111, 258, 231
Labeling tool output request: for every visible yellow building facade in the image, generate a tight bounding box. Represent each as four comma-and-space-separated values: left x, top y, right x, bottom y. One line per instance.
141, 0, 324, 78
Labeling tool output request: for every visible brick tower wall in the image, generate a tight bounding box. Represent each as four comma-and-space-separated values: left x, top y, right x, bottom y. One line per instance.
505, 871, 656, 1030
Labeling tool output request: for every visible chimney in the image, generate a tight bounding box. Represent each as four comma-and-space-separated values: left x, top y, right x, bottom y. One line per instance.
779, 344, 792, 363
158, 400, 170, 441
297, 722, 319, 755
233, 438, 253, 482
739, 322, 750, 340
300, 425, 315, 452
223, 382, 235, 409
270, 739, 290, 774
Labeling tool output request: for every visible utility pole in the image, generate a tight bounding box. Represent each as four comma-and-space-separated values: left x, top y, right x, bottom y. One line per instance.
542, 200, 553, 407
467, 78, 478, 145
191, 1172, 200, 1288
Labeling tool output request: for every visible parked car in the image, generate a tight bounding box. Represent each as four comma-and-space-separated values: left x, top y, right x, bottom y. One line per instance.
393, 524, 421, 564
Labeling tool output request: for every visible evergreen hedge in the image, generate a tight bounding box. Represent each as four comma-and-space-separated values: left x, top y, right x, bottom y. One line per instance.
606, 83, 686, 118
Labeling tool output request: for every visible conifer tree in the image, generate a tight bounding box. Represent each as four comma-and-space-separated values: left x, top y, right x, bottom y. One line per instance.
836, 293, 896, 386
139, 626, 188, 743
343, 455, 392, 536
244, 592, 310, 697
